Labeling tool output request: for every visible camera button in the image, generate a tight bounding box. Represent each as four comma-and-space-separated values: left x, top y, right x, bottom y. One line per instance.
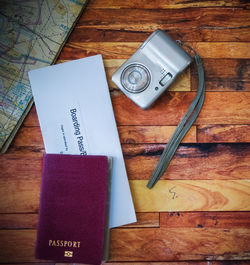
159, 73, 172, 86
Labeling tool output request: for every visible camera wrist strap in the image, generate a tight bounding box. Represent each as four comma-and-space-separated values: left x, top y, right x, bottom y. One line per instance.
147, 49, 205, 189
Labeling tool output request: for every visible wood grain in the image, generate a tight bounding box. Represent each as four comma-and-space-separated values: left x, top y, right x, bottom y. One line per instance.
130, 180, 250, 212
123, 143, 250, 180
113, 92, 250, 126
2, 143, 249, 180
1, 229, 249, 262
109, 228, 250, 261
78, 8, 250, 30
70, 8, 250, 42
1, 178, 249, 213
88, 0, 250, 9
0, 155, 42, 178
23, 106, 39, 127
197, 125, 250, 143
59, 42, 250, 60
191, 59, 250, 91
69, 26, 250, 43
0, 175, 40, 213
11, 127, 43, 147
160, 212, 250, 228
0, 230, 37, 263
0, 214, 38, 229
119, 126, 196, 144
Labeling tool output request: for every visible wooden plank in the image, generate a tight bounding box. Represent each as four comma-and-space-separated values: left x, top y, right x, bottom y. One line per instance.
0, 230, 37, 263
72, 8, 250, 42
192, 42, 250, 59
0, 155, 42, 178
79, 8, 250, 30
2, 143, 249, 181
0, 213, 158, 229
0, 175, 40, 213
120, 124, 250, 144
201, 79, 250, 92
119, 125, 196, 144
0, 214, 38, 229
11, 127, 43, 147
123, 143, 250, 180
193, 59, 250, 80
160, 212, 250, 228
1, 178, 249, 213
23, 106, 39, 127
113, 92, 250, 126
59, 42, 250, 60
109, 228, 250, 261
197, 125, 250, 143
1, 229, 249, 262
5, 144, 44, 155
69, 26, 250, 42
130, 180, 250, 212
191, 59, 250, 91
88, 0, 250, 9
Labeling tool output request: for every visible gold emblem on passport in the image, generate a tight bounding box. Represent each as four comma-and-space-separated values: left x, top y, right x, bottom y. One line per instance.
64, 250, 73, 257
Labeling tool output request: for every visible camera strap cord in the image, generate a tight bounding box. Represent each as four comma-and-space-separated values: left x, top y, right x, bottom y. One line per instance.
147, 45, 205, 189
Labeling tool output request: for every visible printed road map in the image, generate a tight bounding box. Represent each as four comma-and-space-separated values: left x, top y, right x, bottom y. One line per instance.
0, 0, 87, 152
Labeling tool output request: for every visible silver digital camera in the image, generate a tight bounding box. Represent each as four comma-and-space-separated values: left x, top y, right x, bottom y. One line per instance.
112, 29, 192, 109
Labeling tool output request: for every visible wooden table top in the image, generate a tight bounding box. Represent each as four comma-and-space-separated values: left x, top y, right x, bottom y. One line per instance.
1, 0, 250, 264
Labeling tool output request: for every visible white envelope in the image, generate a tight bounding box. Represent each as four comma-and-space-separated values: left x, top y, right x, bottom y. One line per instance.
29, 55, 136, 228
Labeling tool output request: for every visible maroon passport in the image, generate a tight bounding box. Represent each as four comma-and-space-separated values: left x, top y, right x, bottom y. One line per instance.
36, 154, 110, 265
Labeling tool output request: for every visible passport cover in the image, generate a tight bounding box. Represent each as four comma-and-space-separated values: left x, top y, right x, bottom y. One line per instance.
36, 154, 110, 265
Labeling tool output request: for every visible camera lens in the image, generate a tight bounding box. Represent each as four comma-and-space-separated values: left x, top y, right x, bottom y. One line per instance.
121, 64, 151, 93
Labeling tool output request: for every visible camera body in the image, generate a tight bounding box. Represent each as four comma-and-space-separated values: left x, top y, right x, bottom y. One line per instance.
112, 29, 192, 109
